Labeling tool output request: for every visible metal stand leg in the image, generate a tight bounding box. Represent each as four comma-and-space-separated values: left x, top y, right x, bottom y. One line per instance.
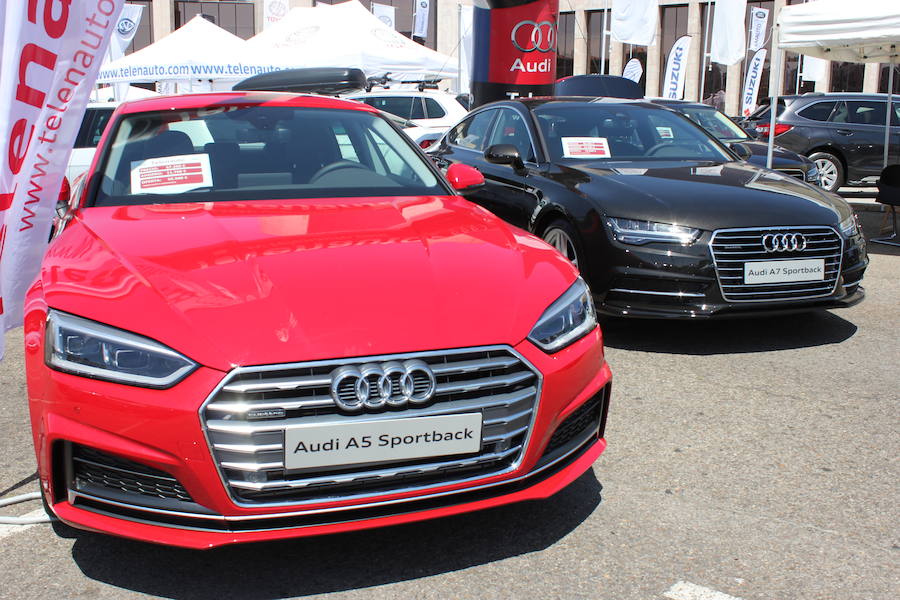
871, 205, 900, 246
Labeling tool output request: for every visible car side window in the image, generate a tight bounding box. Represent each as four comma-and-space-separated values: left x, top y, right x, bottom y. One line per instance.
892, 104, 900, 127
423, 98, 446, 119
74, 109, 114, 149
364, 97, 425, 120
798, 101, 837, 122
447, 110, 497, 151
486, 110, 536, 162
844, 100, 887, 125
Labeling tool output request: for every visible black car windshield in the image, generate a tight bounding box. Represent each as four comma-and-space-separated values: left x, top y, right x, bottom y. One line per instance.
92, 106, 444, 206
673, 106, 750, 142
533, 104, 732, 162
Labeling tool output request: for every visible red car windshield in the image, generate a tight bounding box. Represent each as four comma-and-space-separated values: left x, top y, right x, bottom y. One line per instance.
92, 106, 445, 206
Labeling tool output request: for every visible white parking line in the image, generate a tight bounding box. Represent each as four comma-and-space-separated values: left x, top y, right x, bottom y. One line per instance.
664, 581, 744, 600
0, 509, 49, 541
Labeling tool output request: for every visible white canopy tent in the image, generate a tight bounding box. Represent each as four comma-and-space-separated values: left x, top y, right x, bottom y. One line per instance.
96, 16, 284, 87
768, 0, 900, 169
246, 0, 459, 82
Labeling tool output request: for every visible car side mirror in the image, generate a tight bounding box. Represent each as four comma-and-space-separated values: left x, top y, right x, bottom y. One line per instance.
446, 163, 485, 193
485, 144, 525, 172
729, 142, 752, 161
55, 176, 71, 219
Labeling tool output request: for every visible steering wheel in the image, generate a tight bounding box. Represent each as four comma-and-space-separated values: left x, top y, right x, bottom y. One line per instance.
309, 160, 370, 183
644, 142, 697, 157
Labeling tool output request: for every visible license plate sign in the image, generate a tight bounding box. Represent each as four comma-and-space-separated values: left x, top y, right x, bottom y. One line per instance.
743, 259, 825, 284
284, 413, 483, 470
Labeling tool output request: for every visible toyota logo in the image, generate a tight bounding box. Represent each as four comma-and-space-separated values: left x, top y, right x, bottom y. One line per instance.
761, 232, 808, 253
330, 360, 437, 413
511, 20, 556, 53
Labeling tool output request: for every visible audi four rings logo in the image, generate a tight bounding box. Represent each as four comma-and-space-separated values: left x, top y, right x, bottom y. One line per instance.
511, 20, 556, 53
761, 233, 808, 252
330, 360, 437, 412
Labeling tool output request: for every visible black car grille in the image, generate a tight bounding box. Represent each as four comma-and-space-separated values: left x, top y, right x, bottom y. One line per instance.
543, 392, 605, 456
71, 444, 192, 502
201, 346, 540, 506
710, 226, 842, 302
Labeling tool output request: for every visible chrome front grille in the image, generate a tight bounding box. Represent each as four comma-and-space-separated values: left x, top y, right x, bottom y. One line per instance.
201, 346, 540, 506
710, 226, 843, 302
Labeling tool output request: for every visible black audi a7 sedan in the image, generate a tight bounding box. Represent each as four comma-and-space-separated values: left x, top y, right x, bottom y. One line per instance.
428, 97, 868, 318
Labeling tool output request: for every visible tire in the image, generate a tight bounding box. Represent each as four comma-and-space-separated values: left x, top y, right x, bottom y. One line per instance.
809, 152, 844, 192
541, 219, 584, 271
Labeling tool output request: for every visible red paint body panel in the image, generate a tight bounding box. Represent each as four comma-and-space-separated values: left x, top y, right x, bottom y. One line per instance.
25, 92, 611, 548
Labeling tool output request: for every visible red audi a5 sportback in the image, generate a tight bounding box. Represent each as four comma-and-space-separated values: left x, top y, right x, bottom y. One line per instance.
25, 92, 611, 548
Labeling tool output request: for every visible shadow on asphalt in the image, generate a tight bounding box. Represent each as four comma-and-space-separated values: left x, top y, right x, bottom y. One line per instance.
600, 309, 857, 355
66, 469, 603, 599
858, 210, 900, 257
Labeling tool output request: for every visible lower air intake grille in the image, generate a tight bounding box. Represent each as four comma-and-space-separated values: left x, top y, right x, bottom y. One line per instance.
71, 444, 192, 502
202, 346, 541, 506
543, 391, 605, 457
710, 226, 842, 302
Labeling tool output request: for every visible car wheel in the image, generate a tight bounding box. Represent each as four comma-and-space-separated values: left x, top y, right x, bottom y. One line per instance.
542, 219, 583, 271
809, 152, 844, 192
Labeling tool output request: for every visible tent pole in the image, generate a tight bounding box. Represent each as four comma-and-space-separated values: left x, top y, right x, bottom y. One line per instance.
766, 47, 783, 170
884, 55, 895, 169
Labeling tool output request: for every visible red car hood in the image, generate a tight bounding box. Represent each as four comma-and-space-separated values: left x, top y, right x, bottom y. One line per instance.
42, 196, 576, 371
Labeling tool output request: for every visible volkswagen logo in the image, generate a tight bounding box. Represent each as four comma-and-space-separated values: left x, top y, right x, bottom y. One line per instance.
761, 232, 808, 253
116, 17, 136, 36
511, 20, 556, 53
330, 360, 437, 413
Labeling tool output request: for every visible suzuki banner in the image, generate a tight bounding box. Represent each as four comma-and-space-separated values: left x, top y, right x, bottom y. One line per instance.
741, 48, 767, 117
662, 35, 692, 100
0, 0, 125, 359
748, 7, 769, 52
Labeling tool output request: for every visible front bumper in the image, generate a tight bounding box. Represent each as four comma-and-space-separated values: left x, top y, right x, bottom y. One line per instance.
26, 326, 610, 549
589, 228, 868, 319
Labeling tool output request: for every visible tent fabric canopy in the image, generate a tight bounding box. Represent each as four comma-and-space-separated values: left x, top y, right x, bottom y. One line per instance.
97, 16, 283, 83
246, 0, 459, 80
778, 0, 900, 63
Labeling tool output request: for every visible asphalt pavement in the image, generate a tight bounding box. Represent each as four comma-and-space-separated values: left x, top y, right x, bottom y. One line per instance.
0, 210, 897, 600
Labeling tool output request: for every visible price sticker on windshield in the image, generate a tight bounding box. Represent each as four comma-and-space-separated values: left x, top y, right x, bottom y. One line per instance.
655, 126, 674, 139
131, 154, 212, 194
561, 137, 611, 158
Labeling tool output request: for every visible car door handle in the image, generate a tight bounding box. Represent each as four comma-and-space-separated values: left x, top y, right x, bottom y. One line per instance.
836, 129, 854, 136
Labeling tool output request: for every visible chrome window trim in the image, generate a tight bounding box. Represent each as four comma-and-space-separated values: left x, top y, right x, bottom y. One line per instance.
198, 345, 543, 509
708, 225, 844, 303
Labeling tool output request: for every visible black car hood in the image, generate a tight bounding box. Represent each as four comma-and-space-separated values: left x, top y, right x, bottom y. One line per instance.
557, 160, 851, 231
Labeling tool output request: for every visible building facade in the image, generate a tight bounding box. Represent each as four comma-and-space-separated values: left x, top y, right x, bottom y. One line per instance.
130, 0, 899, 116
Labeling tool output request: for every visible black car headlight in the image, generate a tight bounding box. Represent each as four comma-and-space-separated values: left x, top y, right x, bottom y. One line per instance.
45, 310, 197, 388
608, 217, 701, 245
528, 278, 597, 353
839, 215, 859, 238
806, 165, 819, 183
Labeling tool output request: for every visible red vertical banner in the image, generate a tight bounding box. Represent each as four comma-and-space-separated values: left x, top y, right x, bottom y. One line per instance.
0, 0, 126, 359
471, 0, 559, 107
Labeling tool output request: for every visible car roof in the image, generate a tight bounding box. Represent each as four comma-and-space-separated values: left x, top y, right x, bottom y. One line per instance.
502, 96, 666, 111
348, 89, 456, 98
116, 91, 380, 116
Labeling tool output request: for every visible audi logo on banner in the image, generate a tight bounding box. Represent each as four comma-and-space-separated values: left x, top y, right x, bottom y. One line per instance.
511, 20, 556, 53
761, 233, 808, 253
330, 360, 437, 413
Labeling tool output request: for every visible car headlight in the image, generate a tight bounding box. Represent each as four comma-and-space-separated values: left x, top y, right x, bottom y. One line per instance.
608, 217, 701, 245
45, 310, 197, 388
839, 215, 859, 238
528, 278, 597, 353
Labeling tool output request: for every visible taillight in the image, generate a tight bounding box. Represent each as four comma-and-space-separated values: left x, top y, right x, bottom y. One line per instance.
755, 123, 793, 136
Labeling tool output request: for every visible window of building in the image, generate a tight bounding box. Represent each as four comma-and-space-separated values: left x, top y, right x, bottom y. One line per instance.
879, 64, 900, 94
830, 61, 865, 92
175, 1, 256, 39
587, 9, 611, 76
782, 53, 816, 95
557, 12, 575, 79
659, 4, 689, 90
700, 1, 726, 108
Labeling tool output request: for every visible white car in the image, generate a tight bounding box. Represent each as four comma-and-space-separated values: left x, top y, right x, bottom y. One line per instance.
67, 102, 117, 181
346, 90, 468, 130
